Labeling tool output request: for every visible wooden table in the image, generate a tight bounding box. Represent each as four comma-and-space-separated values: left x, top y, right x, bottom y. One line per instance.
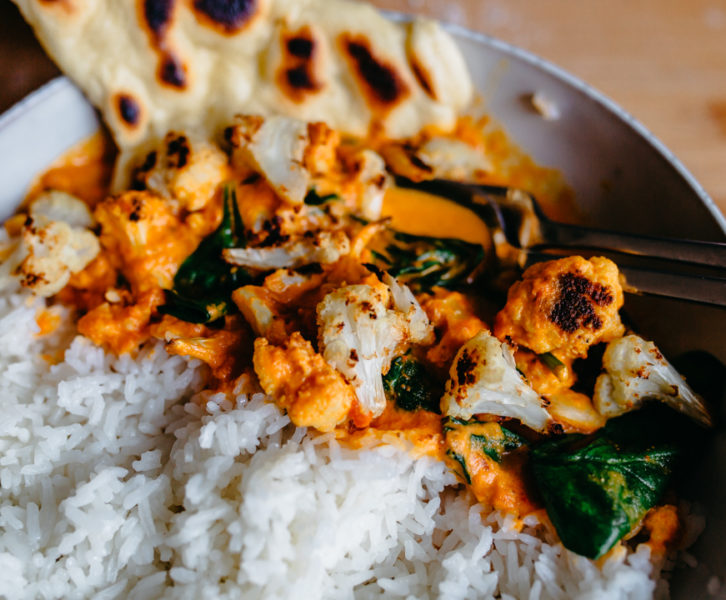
2, 0, 725, 216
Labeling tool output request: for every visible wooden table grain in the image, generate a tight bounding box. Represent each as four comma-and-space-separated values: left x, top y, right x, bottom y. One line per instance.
2, 0, 725, 216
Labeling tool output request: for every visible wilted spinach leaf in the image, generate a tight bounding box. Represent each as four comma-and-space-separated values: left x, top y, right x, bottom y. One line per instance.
530, 412, 681, 559
370, 229, 484, 293
160, 184, 251, 323
383, 354, 441, 413
446, 451, 472, 484
472, 428, 525, 462
443, 417, 525, 463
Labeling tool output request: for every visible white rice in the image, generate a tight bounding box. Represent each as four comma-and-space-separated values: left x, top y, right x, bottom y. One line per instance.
0, 290, 666, 599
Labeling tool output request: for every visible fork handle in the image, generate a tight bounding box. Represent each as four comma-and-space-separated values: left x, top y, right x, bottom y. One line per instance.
539, 222, 726, 269
618, 265, 726, 307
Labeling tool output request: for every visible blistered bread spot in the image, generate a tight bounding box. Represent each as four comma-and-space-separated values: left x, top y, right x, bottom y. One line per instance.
340, 34, 409, 112
276, 27, 322, 103
191, 0, 258, 34
142, 0, 174, 40
159, 53, 187, 88
408, 54, 434, 99
115, 94, 142, 127
137, 0, 188, 89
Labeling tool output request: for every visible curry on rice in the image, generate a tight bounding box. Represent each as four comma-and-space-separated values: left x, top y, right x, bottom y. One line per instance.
1, 112, 711, 563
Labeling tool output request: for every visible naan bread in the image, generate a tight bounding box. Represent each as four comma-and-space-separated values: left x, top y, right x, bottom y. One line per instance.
12, 0, 473, 184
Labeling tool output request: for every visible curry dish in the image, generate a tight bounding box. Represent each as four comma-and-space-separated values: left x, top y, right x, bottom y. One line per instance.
1, 113, 712, 564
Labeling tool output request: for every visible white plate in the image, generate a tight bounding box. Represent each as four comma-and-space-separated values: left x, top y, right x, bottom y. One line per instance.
1, 22, 724, 597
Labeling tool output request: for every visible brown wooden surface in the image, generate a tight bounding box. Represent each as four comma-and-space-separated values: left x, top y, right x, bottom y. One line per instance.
1, 0, 725, 216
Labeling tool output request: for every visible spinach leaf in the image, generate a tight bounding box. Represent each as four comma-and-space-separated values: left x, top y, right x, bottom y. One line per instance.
530, 411, 680, 559
370, 229, 485, 293
383, 354, 441, 413
160, 184, 251, 323
471, 428, 525, 462
443, 417, 525, 463
446, 450, 472, 484
443, 418, 526, 489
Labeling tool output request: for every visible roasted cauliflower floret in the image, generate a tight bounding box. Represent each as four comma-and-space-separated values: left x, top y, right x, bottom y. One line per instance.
231, 285, 289, 345
29, 189, 95, 228
253, 332, 355, 432
0, 191, 100, 297
302, 121, 340, 177
77, 288, 164, 355
441, 331, 551, 432
228, 115, 311, 205
228, 115, 389, 221
94, 190, 198, 292
340, 149, 389, 221
165, 328, 247, 382
593, 334, 712, 427
380, 136, 491, 183
223, 230, 350, 270
494, 256, 625, 359
546, 389, 606, 434
316, 277, 433, 423
131, 133, 230, 212
18, 220, 100, 297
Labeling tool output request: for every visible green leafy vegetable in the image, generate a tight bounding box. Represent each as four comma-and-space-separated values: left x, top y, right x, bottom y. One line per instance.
304, 188, 340, 205
471, 428, 525, 462
446, 450, 472, 484
530, 411, 681, 559
370, 229, 485, 293
442, 417, 525, 462
383, 354, 441, 413
160, 184, 251, 323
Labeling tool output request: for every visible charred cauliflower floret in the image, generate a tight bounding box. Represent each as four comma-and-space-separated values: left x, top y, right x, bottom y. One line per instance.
0, 191, 100, 297
253, 332, 355, 432
223, 230, 350, 270
441, 331, 551, 432
546, 389, 606, 434
29, 190, 95, 228
380, 136, 491, 183
227, 115, 389, 221
231, 285, 289, 344
228, 115, 312, 205
494, 256, 625, 359
316, 277, 433, 423
339, 149, 389, 221
593, 334, 712, 427
165, 328, 246, 382
131, 133, 230, 212
94, 190, 198, 292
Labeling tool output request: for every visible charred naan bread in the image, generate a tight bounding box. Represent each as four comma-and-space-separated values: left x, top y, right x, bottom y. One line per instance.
12, 0, 473, 183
